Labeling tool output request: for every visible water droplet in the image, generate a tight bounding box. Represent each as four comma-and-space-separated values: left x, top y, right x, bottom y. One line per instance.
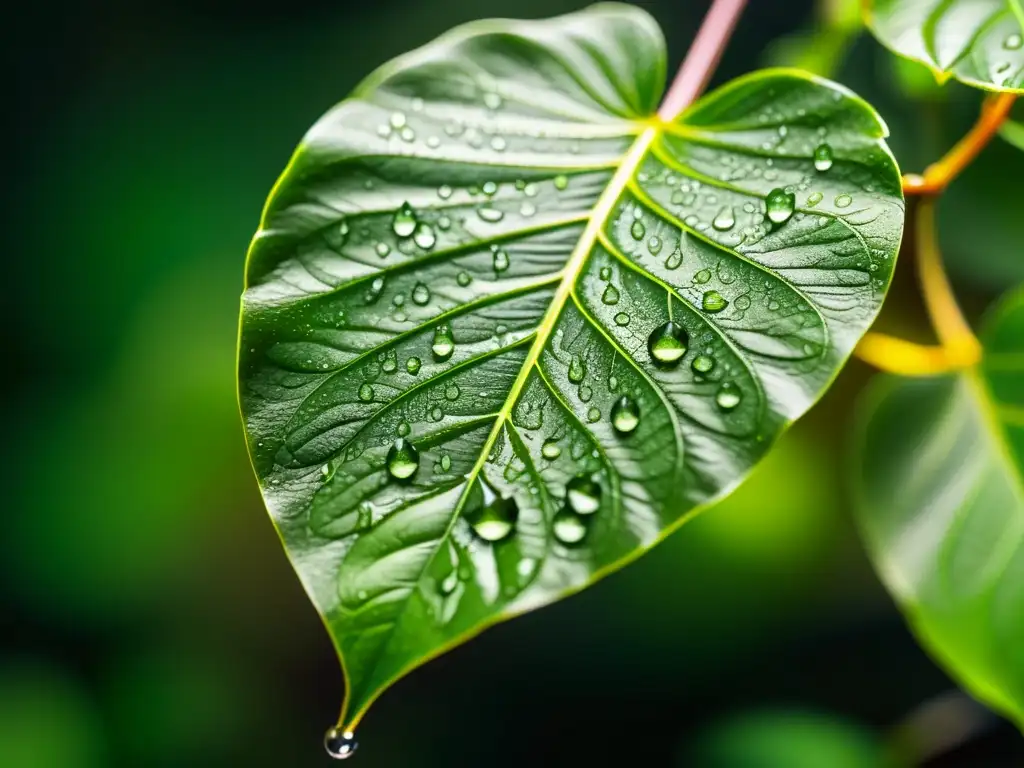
445, 384, 460, 401
578, 384, 593, 402
400, 127, 415, 142
493, 249, 510, 272
1005, 33, 1023, 50
647, 235, 662, 254
468, 482, 517, 542
712, 206, 735, 231
397, 421, 410, 437
834, 194, 852, 208
386, 438, 419, 480
438, 184, 453, 199
358, 383, 374, 402
490, 136, 507, 151
438, 215, 452, 231
375, 242, 391, 258
734, 295, 752, 310
630, 220, 646, 240
426, 136, 440, 148
432, 324, 455, 360
568, 354, 586, 383
566, 474, 601, 515
614, 312, 630, 326
691, 354, 715, 373
456, 270, 472, 286
601, 284, 620, 305
694, 269, 712, 284
553, 509, 587, 545
389, 112, 407, 129
542, 440, 561, 459
482, 181, 498, 196
554, 174, 569, 190
392, 202, 417, 237
586, 406, 601, 423
665, 251, 683, 270
478, 206, 504, 223
599, 266, 612, 280
611, 396, 640, 434
413, 223, 436, 250
806, 192, 823, 207
813, 143, 834, 172
483, 92, 502, 110
647, 321, 689, 368
324, 727, 358, 760
520, 202, 536, 217
406, 357, 421, 375
440, 453, 452, 472
702, 290, 729, 313
715, 382, 742, 411
412, 282, 431, 305
365, 277, 385, 304
765, 188, 795, 224
430, 405, 443, 421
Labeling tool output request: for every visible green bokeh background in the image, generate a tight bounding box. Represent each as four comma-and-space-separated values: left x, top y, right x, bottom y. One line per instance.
4, 0, 1023, 765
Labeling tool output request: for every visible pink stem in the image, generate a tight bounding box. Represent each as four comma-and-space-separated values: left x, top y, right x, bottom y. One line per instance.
657, 0, 748, 121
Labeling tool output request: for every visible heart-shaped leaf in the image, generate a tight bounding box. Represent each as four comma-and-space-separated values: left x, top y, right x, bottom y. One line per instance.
239, 3, 904, 731
864, 0, 1024, 92
854, 288, 1024, 728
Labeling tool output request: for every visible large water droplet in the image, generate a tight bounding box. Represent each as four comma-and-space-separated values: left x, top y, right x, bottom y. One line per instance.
566, 474, 601, 515
765, 188, 795, 224
553, 509, 587, 545
647, 321, 688, 367
568, 354, 586, 383
702, 290, 729, 313
392, 202, 417, 237
715, 382, 742, 411
813, 143, 834, 172
630, 220, 646, 240
468, 482, 518, 542
324, 727, 358, 760
412, 282, 431, 305
386, 438, 419, 481
432, 324, 455, 360
712, 206, 735, 231
413, 223, 436, 250
601, 284, 620, 305
611, 396, 640, 434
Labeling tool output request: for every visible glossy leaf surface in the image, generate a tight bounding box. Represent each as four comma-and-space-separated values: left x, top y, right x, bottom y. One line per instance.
855, 289, 1024, 727
238, 3, 904, 728
865, 0, 1024, 92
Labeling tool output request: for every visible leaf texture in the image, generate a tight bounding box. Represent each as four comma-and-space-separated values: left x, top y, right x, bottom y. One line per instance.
238, 3, 904, 728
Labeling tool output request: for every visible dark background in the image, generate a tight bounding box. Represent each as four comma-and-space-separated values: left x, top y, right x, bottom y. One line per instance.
3, 0, 1023, 765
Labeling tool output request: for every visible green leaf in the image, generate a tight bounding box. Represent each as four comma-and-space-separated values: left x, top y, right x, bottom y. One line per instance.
854, 288, 1024, 728
864, 0, 1024, 93
1002, 118, 1024, 150
238, 3, 904, 729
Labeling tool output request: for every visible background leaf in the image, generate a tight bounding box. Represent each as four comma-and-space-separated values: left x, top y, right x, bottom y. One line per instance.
864, 0, 1024, 93
854, 287, 1024, 728
239, 3, 905, 728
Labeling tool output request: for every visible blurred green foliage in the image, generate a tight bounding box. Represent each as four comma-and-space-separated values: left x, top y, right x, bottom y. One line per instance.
4, 0, 1023, 765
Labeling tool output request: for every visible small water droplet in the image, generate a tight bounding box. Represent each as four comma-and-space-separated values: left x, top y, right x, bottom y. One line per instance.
413, 223, 435, 250
614, 312, 630, 326
440, 453, 452, 472
412, 282, 431, 305
630, 220, 646, 240
445, 384, 460, 401
568, 354, 586, 383
702, 290, 729, 313
365, 276, 386, 304
566, 474, 601, 515
483, 92, 502, 110
437, 184, 453, 199
691, 354, 715, 373
715, 382, 742, 411
438, 215, 452, 231
520, 202, 536, 217
586, 406, 601, 423
397, 421, 411, 437
457, 270, 472, 286
813, 143, 834, 172
694, 269, 712, 284
834, 194, 852, 208
553, 509, 588, 545
712, 206, 735, 231
599, 266, 612, 280
554, 174, 569, 190
611, 396, 640, 434
765, 188, 795, 224
389, 112, 407, 129
806, 192, 823, 207
468, 482, 517, 542
647, 321, 688, 368
478, 206, 504, 223
493, 249, 510, 272
665, 251, 682, 270
647, 235, 662, 254
406, 357, 421, 375
542, 440, 561, 459
1005, 33, 1023, 50
432, 324, 455, 360
386, 438, 419, 480
482, 181, 498, 196
400, 126, 415, 142
601, 284, 620, 305
490, 136, 507, 151
375, 242, 391, 258
324, 727, 358, 760
358, 383, 374, 402
392, 202, 417, 237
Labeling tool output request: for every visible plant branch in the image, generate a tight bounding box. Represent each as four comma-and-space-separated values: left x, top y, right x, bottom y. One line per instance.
658, 0, 748, 121
855, 333, 975, 376
903, 93, 1017, 195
